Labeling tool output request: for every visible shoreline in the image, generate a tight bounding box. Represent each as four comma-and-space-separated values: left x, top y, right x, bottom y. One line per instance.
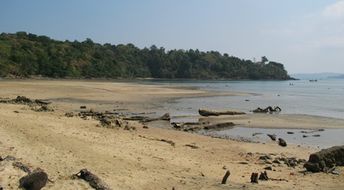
0, 80, 343, 189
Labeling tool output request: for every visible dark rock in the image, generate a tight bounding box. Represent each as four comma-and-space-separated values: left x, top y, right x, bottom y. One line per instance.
303, 135, 308, 138
264, 166, 272, 170
250, 173, 259, 183
272, 159, 281, 164
267, 134, 276, 141
258, 171, 269, 180
65, 112, 74, 117
287, 131, 294, 134
278, 138, 287, 147
259, 155, 272, 160
304, 146, 344, 172
80, 106, 87, 109
19, 171, 48, 190
312, 134, 321, 137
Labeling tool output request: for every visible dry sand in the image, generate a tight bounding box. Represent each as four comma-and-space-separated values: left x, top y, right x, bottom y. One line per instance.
0, 80, 343, 190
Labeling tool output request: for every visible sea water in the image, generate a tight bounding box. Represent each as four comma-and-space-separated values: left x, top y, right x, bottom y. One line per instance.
140, 79, 344, 120
139, 79, 344, 148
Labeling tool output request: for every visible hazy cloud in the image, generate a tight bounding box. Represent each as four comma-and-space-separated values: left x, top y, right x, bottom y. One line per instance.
322, 0, 344, 19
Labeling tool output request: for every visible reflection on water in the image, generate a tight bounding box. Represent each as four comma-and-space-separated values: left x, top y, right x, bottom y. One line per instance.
201, 127, 344, 149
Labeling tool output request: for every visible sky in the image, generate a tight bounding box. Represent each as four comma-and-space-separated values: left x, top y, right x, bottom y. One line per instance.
1, 0, 344, 74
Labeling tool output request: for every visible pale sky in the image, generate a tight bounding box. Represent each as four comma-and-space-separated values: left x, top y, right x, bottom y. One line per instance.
1, 0, 344, 73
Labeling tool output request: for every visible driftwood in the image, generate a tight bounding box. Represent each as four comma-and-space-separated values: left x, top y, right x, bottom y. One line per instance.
13, 161, 31, 173
138, 135, 175, 147
250, 173, 259, 183
172, 121, 234, 132
252, 106, 281, 113
124, 113, 170, 122
198, 109, 245, 117
221, 170, 231, 184
75, 169, 111, 190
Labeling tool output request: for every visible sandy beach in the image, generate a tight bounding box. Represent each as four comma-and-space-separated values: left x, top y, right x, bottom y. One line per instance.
0, 80, 343, 190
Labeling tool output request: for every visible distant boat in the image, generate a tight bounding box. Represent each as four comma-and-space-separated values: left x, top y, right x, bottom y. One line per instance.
309, 79, 318, 82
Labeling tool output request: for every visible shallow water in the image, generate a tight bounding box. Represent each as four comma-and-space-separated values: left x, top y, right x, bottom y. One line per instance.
200, 127, 344, 149
141, 79, 344, 120
138, 79, 344, 148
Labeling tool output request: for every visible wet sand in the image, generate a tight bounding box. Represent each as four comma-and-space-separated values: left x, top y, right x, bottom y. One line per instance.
0, 80, 343, 190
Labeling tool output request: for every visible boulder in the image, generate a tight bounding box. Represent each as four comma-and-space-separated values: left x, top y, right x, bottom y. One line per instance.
19, 170, 48, 190
304, 146, 344, 172
278, 138, 287, 147
199, 109, 245, 117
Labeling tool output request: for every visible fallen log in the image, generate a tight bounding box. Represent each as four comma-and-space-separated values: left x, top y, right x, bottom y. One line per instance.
199, 109, 245, 117
75, 169, 112, 190
203, 122, 235, 130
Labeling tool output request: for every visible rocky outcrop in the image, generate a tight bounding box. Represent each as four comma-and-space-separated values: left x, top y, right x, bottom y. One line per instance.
304, 146, 344, 172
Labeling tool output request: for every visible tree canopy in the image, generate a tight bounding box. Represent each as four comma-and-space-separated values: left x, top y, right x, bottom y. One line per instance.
0, 32, 292, 80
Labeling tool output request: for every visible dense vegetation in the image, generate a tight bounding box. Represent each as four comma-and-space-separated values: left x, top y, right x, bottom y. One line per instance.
0, 32, 291, 80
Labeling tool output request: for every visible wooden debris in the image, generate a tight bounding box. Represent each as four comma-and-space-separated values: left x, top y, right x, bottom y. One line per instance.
75, 169, 112, 190
250, 173, 259, 183
13, 161, 31, 173
221, 170, 231, 184
199, 109, 245, 117
184, 144, 199, 149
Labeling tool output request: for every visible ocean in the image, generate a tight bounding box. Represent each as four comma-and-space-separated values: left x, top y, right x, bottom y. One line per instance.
141, 79, 344, 148
142, 79, 344, 120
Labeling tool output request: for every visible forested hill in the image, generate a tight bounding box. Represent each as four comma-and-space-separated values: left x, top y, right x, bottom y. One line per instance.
0, 32, 291, 80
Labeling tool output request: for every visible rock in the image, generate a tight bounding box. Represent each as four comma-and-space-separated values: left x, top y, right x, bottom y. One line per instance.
65, 112, 74, 117
303, 135, 308, 138
312, 134, 321, 137
264, 166, 272, 170
80, 106, 87, 109
250, 173, 259, 183
259, 155, 272, 160
19, 170, 48, 190
258, 171, 269, 180
14, 96, 33, 104
278, 138, 287, 147
287, 131, 294, 134
221, 170, 230, 184
267, 134, 277, 141
272, 159, 281, 164
304, 146, 344, 172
